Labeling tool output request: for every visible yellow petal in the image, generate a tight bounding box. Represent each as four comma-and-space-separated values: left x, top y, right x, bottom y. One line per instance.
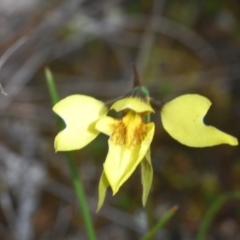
111, 97, 154, 113
97, 172, 109, 212
95, 116, 116, 136
53, 95, 108, 151
141, 149, 153, 206
161, 94, 238, 147
101, 114, 154, 193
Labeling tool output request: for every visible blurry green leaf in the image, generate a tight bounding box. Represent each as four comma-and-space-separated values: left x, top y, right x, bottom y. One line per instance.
196, 191, 240, 240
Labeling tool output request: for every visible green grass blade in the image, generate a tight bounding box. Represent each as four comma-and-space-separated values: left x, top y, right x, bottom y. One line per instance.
195, 191, 240, 240
45, 68, 96, 240
141, 205, 178, 240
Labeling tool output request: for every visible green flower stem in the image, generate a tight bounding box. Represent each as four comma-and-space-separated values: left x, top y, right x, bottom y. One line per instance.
141, 205, 178, 240
45, 68, 96, 240
195, 191, 240, 240
145, 196, 155, 238
65, 152, 96, 240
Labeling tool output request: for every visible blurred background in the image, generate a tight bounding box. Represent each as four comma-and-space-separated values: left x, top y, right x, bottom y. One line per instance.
0, 0, 240, 239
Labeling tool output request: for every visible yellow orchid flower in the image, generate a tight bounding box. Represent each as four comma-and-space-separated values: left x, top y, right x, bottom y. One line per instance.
95, 97, 155, 194
53, 84, 238, 210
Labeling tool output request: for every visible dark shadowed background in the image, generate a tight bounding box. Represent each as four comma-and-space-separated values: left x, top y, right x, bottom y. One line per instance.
0, 0, 240, 239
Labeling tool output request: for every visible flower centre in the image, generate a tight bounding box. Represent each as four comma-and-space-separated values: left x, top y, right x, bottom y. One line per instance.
111, 111, 148, 148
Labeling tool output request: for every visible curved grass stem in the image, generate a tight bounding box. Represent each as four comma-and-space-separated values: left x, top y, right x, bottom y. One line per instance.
195, 191, 240, 240
141, 205, 178, 240
45, 68, 96, 240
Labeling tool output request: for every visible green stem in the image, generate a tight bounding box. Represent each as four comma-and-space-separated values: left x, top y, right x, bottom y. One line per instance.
145, 195, 155, 238
195, 191, 240, 240
45, 68, 96, 240
141, 206, 178, 240
65, 152, 96, 240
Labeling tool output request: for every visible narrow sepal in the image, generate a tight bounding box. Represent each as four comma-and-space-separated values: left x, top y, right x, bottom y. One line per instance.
141, 149, 153, 206
97, 172, 109, 212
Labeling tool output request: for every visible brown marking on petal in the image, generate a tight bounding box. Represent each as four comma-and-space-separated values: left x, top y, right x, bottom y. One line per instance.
111, 120, 126, 146
110, 112, 149, 148
130, 122, 148, 146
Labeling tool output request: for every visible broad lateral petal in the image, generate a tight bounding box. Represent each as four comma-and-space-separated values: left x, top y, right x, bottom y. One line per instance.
161, 94, 238, 147
53, 95, 108, 151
